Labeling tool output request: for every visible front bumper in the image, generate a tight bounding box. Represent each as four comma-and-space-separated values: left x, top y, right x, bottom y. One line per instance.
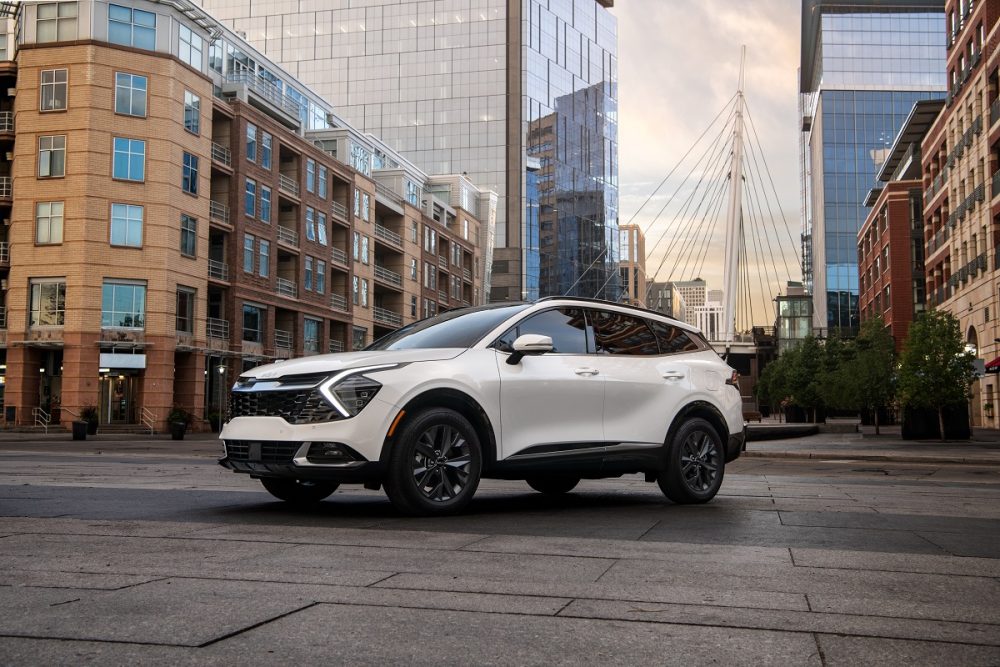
725, 427, 747, 463
219, 443, 385, 483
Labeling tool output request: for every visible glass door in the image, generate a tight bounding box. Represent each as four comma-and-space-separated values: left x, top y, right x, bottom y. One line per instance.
98, 375, 137, 424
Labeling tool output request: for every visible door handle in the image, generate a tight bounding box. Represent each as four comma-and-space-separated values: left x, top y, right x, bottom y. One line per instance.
574, 367, 600, 376
661, 371, 685, 381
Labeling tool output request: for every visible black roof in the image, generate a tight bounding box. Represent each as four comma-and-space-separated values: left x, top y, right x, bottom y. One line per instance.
535, 295, 689, 327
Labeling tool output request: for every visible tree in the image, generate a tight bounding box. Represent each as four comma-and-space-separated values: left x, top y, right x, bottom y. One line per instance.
851, 315, 896, 435
820, 333, 858, 412
897, 310, 975, 441
787, 335, 825, 422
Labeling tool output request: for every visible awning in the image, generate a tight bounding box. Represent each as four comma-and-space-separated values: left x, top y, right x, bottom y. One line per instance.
985, 357, 1000, 372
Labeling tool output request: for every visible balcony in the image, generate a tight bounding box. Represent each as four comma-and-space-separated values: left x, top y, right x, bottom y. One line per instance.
0, 111, 12, 133
375, 181, 405, 207
374, 307, 403, 328
278, 173, 300, 197
374, 264, 402, 288
438, 290, 448, 303
329, 339, 345, 353
209, 200, 230, 225
206, 317, 229, 340
223, 72, 302, 128
211, 142, 232, 168
0, 241, 8, 264
331, 246, 348, 266
276, 277, 297, 298
438, 255, 448, 270
274, 328, 293, 351
330, 293, 348, 312
208, 259, 229, 281
462, 268, 472, 282
0, 306, 6, 329
374, 223, 403, 249
277, 226, 299, 247
331, 200, 348, 222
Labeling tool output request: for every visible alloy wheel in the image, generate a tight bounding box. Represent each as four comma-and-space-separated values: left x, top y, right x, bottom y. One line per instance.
411, 424, 472, 502
680, 430, 720, 493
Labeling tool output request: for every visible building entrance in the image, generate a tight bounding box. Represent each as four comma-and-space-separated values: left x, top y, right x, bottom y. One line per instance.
98, 373, 139, 424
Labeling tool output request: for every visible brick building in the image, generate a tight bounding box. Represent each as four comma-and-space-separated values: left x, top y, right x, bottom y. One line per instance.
0, 0, 492, 431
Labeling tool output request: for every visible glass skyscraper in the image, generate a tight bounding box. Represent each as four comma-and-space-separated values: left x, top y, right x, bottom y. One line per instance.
196, 0, 619, 302
800, 0, 945, 332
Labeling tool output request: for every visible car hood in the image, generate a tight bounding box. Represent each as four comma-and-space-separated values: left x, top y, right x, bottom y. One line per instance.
239, 348, 466, 380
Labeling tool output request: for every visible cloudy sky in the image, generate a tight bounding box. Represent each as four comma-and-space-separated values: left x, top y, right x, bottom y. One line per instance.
617, 0, 801, 322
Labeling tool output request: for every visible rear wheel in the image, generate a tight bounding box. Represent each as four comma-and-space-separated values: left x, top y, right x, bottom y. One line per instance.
526, 476, 580, 495
384, 407, 482, 516
658, 418, 725, 504
260, 478, 339, 504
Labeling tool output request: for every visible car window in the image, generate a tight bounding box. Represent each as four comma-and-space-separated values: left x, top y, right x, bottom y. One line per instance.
648, 319, 702, 354
367, 304, 530, 350
494, 307, 588, 354
590, 309, 659, 355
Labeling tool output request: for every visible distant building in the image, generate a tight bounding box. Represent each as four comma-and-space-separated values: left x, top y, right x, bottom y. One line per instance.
689, 291, 723, 342
775, 282, 814, 354
618, 224, 647, 306
672, 278, 707, 308
647, 281, 673, 317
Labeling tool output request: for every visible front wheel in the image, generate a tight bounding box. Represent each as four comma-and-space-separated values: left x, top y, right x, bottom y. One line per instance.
658, 418, 725, 504
526, 476, 580, 495
260, 478, 339, 504
384, 407, 482, 516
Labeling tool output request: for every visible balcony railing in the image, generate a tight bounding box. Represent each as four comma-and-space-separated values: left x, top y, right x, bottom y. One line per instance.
226, 72, 303, 119
0, 306, 6, 329
992, 168, 1000, 201
330, 293, 348, 312
375, 181, 405, 206
329, 339, 345, 353
0, 111, 13, 132
209, 200, 230, 225
211, 141, 232, 167
277, 226, 299, 247
462, 268, 472, 282
331, 246, 348, 266
208, 259, 229, 281
274, 328, 292, 350
991, 98, 1000, 128
374, 307, 403, 328
374, 223, 403, 248
374, 264, 402, 287
0, 241, 8, 264
276, 277, 297, 298
206, 317, 229, 340
438, 255, 448, 269
278, 173, 300, 197
438, 290, 448, 303
331, 200, 348, 221
0, 176, 11, 199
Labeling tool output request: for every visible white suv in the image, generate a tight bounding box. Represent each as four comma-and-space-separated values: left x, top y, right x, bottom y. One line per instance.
220, 298, 746, 515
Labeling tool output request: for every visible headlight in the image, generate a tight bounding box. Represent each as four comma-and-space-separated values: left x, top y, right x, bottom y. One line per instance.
318, 364, 398, 418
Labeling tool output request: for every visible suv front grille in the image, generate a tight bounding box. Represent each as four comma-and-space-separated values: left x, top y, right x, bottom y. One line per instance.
225, 440, 302, 463
229, 389, 340, 424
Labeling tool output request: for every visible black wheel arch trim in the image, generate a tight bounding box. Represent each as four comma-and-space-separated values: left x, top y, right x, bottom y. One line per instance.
665, 401, 730, 456
381, 388, 498, 471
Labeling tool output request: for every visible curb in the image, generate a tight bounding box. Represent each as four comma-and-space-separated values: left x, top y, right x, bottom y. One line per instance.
742, 450, 1000, 466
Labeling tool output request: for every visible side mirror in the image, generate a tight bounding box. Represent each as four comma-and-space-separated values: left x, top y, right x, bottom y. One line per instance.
506, 334, 553, 365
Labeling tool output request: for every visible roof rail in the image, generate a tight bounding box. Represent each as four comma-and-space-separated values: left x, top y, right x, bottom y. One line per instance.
535, 295, 686, 326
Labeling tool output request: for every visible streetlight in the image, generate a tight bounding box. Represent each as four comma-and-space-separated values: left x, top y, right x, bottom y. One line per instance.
216, 363, 226, 425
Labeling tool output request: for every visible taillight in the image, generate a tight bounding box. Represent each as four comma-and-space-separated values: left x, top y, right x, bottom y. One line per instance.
726, 370, 740, 387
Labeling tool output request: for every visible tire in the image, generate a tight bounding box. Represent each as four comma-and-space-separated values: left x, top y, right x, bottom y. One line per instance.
260, 477, 339, 504
658, 417, 725, 504
526, 476, 580, 495
383, 407, 482, 516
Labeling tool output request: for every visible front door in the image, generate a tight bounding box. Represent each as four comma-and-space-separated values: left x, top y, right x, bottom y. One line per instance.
99, 374, 138, 424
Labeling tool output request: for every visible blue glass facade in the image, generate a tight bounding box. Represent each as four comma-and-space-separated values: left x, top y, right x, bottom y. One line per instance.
802, 5, 945, 331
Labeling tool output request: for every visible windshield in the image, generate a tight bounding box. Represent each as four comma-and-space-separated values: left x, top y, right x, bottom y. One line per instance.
366, 304, 531, 351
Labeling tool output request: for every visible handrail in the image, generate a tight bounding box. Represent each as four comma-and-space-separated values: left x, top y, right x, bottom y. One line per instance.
32, 407, 50, 433
374, 223, 403, 248
331, 246, 348, 265
209, 200, 230, 224
276, 277, 297, 298
277, 226, 299, 246
279, 173, 300, 197
374, 306, 403, 327
140, 407, 156, 435
274, 328, 292, 349
329, 339, 345, 353
374, 264, 402, 287
330, 293, 348, 312
208, 259, 229, 281
211, 141, 232, 167
331, 200, 348, 220
207, 317, 230, 339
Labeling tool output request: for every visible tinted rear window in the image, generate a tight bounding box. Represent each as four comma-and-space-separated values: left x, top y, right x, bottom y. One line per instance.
648, 320, 702, 354
367, 304, 530, 350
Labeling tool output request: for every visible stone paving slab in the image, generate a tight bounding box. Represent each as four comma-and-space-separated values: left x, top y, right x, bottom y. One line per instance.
0, 570, 162, 591
816, 635, 1000, 667
0, 637, 197, 666
790, 547, 1000, 577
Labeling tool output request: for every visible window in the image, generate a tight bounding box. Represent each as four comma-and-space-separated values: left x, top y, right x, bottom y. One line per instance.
410, 221, 418, 243
361, 278, 369, 307
246, 124, 257, 162
259, 239, 269, 278
209, 41, 222, 73
362, 193, 370, 221
112, 137, 145, 181
35, 202, 64, 244
108, 4, 156, 50
37, 2, 77, 42
306, 159, 316, 193
183, 91, 200, 134
352, 326, 367, 350
38, 135, 66, 177
352, 231, 360, 261
305, 255, 314, 291
317, 213, 327, 245
112, 72, 146, 117
261, 132, 272, 169
110, 203, 143, 247
354, 189, 361, 217
40, 69, 68, 111
495, 308, 588, 354
260, 186, 271, 223
243, 234, 254, 273
590, 310, 659, 356
30, 280, 66, 326
361, 236, 369, 264
304, 318, 320, 354
410, 295, 417, 317
410, 258, 417, 280
178, 24, 203, 70
242, 304, 263, 343
182, 152, 198, 194
316, 260, 326, 294
176, 288, 195, 333
0, 35, 7, 60
101, 281, 146, 328
463, 219, 470, 240
352, 275, 359, 305
180, 214, 196, 256
648, 320, 701, 354
305, 207, 316, 241
424, 262, 436, 290
318, 166, 328, 199
245, 179, 256, 218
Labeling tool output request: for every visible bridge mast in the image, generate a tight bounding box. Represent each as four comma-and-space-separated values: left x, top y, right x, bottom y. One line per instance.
722, 47, 746, 343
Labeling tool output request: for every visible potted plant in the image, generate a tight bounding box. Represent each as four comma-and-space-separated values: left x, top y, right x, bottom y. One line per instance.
207, 409, 223, 433
167, 407, 191, 440
80, 405, 99, 435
